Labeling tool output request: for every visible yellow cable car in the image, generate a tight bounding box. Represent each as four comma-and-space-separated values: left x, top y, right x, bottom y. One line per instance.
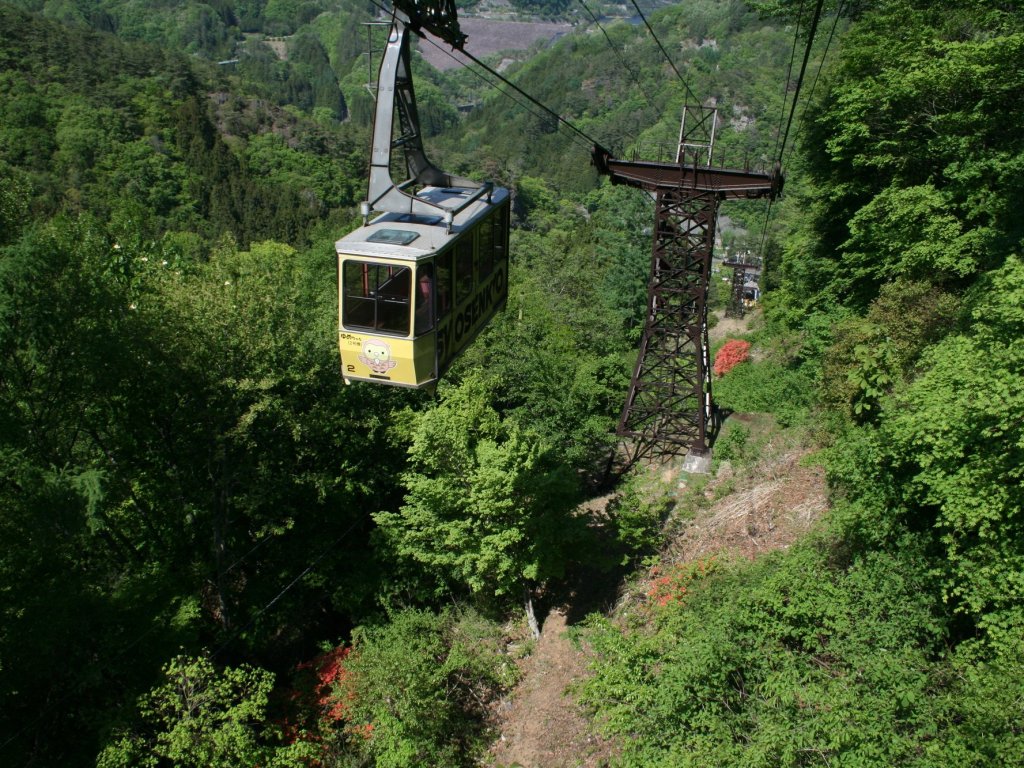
337, 186, 509, 388
337, 6, 509, 389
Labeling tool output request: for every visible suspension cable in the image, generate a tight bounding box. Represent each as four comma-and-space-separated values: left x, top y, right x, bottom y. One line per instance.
760, 0, 828, 258
792, 0, 845, 147
367, 0, 602, 152
773, 0, 807, 164
418, 33, 594, 152
629, 0, 700, 106
454, 45, 603, 150
777, 0, 826, 166
212, 513, 370, 659
577, 0, 653, 113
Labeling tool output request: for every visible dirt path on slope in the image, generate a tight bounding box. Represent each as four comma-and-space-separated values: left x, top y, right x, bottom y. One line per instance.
488, 608, 616, 768
486, 442, 827, 767
710, 306, 756, 343
487, 306, 828, 767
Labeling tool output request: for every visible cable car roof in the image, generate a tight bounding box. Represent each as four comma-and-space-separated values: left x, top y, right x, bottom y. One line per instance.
336, 185, 509, 262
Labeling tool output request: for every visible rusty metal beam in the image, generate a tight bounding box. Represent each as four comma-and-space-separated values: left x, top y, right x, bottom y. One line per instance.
592, 146, 783, 200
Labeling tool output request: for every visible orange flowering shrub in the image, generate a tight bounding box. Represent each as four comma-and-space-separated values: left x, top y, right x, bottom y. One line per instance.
312, 646, 354, 723
713, 339, 751, 377
647, 557, 718, 608
280, 644, 362, 761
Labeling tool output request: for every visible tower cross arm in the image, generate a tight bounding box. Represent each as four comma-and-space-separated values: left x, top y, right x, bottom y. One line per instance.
592, 145, 783, 201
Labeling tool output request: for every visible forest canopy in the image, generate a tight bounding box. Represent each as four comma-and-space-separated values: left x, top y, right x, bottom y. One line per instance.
2, 0, 1023, 766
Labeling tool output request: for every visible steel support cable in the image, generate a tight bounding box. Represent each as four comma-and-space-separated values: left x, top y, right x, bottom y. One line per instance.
220, 525, 287, 576
759, 0, 827, 259
757, 195, 774, 262
777, 0, 827, 166
792, 0, 846, 147
417, 33, 593, 152
454, 44, 603, 151
772, 0, 807, 163
367, 0, 601, 152
628, 0, 700, 106
0, 616, 169, 754
212, 513, 370, 659
577, 0, 654, 113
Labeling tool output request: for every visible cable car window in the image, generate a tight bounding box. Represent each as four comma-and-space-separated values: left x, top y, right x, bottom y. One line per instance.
435, 251, 453, 320
366, 229, 420, 246
455, 239, 474, 304
415, 264, 434, 335
342, 261, 411, 335
477, 215, 494, 281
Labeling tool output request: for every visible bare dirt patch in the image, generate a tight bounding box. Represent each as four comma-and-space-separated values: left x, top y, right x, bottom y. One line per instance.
710, 305, 758, 344
418, 18, 572, 70
263, 37, 288, 60
488, 609, 616, 768
666, 448, 828, 565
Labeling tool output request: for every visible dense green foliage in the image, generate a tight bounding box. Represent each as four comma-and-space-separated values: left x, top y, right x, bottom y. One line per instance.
331, 607, 515, 767
98, 656, 318, 767
582, 1, 1024, 764
375, 374, 583, 600
584, 544, 1024, 766
0, 4, 365, 249
3, 0, 1023, 765
0, 4, 652, 763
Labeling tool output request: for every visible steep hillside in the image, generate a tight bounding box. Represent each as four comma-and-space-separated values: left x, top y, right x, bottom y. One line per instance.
0, 2, 363, 250
3, 1, 1023, 767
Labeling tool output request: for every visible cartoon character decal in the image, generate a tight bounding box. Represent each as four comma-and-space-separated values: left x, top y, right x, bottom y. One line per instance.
358, 339, 398, 375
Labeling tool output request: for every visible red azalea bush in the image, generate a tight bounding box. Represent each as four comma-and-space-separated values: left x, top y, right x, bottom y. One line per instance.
714, 339, 751, 377
647, 557, 718, 608
280, 644, 358, 758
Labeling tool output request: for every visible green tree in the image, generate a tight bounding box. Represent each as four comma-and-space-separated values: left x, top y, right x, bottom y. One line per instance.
0, 161, 30, 244
830, 256, 1024, 648
782, 1, 1024, 312
98, 655, 318, 767
375, 375, 581, 609
330, 607, 515, 767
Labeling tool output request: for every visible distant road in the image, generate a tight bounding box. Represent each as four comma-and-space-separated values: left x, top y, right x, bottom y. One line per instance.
417, 17, 573, 71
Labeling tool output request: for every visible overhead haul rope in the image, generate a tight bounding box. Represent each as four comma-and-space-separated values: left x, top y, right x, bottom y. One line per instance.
212, 512, 371, 659
773, 0, 807, 166
792, 0, 846, 147
418, 33, 594, 152
367, 0, 602, 153
577, 0, 654, 114
759, 0, 827, 257
452, 44, 603, 150
777, 0, 827, 167
0, 611, 172, 754
0, 504, 376, 755
628, 0, 701, 106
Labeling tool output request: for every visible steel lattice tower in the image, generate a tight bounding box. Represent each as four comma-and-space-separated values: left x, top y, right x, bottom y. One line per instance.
617, 187, 717, 463
725, 262, 746, 319
593, 106, 782, 468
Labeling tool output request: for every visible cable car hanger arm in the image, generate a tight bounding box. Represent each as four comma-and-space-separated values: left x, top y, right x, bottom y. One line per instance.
365, 3, 484, 227
390, 0, 467, 50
